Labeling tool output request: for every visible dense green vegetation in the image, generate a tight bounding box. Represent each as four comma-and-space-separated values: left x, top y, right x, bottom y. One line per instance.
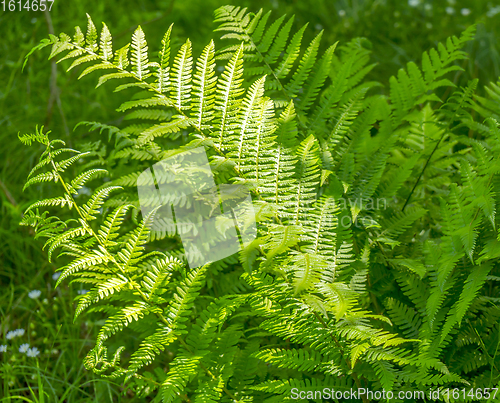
2, 1, 500, 401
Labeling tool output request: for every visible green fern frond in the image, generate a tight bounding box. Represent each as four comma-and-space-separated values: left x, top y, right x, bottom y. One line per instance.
192, 40, 217, 130
289, 134, 320, 224
131, 26, 150, 80
97, 301, 151, 342
75, 277, 130, 320
170, 39, 193, 110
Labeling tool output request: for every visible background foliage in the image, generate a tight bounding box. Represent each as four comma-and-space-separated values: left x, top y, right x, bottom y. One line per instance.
2, 0, 500, 401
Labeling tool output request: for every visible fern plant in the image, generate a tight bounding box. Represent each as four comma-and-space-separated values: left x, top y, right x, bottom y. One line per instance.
20, 5, 500, 402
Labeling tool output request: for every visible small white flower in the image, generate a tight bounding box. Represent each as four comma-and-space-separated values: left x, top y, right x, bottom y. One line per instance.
52, 272, 60, 281
0, 345, 7, 352
28, 290, 41, 299
338, 9, 346, 17
19, 343, 30, 353
27, 347, 40, 358
6, 328, 25, 340
487, 6, 500, 18
77, 289, 89, 295
461, 8, 471, 16
424, 3, 432, 11
446, 7, 455, 14
408, 0, 420, 7
314, 23, 323, 31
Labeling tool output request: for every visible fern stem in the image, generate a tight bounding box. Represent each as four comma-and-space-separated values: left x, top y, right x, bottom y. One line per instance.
403, 81, 476, 211
401, 131, 445, 211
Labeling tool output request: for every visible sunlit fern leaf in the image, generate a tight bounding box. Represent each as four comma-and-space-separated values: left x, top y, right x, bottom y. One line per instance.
18, 125, 50, 146
56, 250, 115, 287
260, 101, 297, 208
45, 226, 91, 262
193, 376, 225, 403
116, 207, 158, 271
97, 301, 151, 342
136, 115, 190, 146
97, 204, 134, 245
214, 44, 245, 150
297, 44, 337, 115
160, 352, 200, 403
289, 134, 320, 225
155, 24, 173, 93
75, 277, 130, 320
85, 13, 98, 53
301, 196, 352, 286
141, 256, 181, 301
261, 224, 301, 270
163, 264, 208, 328
131, 26, 150, 80
239, 98, 276, 183
284, 31, 322, 98
192, 40, 217, 130
287, 251, 327, 295
126, 325, 177, 377
24, 196, 74, 214
23, 171, 58, 191
254, 347, 324, 372
170, 39, 193, 111
68, 169, 108, 194
214, 5, 324, 110
229, 75, 267, 169
317, 281, 357, 319
99, 22, 113, 61
328, 88, 368, 161
80, 186, 123, 221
